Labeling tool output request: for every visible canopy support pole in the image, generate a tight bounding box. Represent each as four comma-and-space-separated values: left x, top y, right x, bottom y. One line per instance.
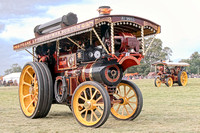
144, 34, 157, 55
92, 28, 110, 54
25, 49, 37, 60
111, 23, 115, 55
66, 36, 85, 50
141, 26, 145, 56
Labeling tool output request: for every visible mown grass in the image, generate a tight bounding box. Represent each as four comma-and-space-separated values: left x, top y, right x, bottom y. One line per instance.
0, 78, 200, 133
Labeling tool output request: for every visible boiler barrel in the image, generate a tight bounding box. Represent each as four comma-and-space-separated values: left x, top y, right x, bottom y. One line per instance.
34, 12, 78, 35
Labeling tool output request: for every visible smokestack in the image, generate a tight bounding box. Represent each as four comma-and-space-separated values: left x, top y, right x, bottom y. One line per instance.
97, 6, 112, 16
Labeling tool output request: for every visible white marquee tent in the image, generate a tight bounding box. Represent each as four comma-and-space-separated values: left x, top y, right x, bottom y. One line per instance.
3, 72, 21, 84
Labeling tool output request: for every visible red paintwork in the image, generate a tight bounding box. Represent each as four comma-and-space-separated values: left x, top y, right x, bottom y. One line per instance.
119, 56, 141, 71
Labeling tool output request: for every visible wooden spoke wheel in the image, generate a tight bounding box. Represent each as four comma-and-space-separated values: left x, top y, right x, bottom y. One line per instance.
178, 71, 188, 86
154, 77, 161, 87
165, 77, 173, 87
72, 81, 111, 127
111, 80, 143, 120
19, 62, 53, 118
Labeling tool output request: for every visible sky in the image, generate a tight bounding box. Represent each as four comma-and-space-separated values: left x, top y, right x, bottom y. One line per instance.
0, 0, 200, 75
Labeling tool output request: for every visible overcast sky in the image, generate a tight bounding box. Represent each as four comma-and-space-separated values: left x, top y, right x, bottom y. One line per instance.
0, 0, 200, 75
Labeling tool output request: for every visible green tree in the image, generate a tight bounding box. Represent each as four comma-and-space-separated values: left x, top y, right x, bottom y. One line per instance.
4, 63, 22, 75
127, 37, 172, 75
180, 52, 200, 74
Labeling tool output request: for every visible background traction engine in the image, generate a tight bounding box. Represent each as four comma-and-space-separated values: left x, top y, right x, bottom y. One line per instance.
153, 62, 189, 87
14, 6, 161, 127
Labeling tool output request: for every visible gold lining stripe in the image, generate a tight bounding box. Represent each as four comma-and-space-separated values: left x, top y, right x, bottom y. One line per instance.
89, 63, 94, 81
82, 65, 86, 82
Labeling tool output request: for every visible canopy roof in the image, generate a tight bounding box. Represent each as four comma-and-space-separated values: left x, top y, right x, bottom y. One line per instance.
13, 15, 161, 51
3, 72, 21, 83
152, 62, 190, 67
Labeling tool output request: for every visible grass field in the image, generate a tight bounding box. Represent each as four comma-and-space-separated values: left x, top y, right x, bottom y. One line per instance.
0, 78, 200, 132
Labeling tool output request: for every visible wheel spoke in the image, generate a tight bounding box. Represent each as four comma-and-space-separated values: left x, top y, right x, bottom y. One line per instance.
23, 81, 31, 87
84, 110, 88, 120
93, 103, 104, 107
127, 103, 135, 111
79, 96, 86, 101
89, 87, 92, 99
95, 95, 102, 103
91, 89, 97, 100
35, 95, 38, 101
128, 94, 136, 99
80, 108, 86, 114
129, 101, 137, 104
123, 105, 129, 115
92, 110, 99, 120
117, 87, 122, 95
125, 88, 131, 97
90, 110, 93, 122
26, 99, 35, 110
116, 104, 121, 113
83, 90, 88, 100
78, 104, 84, 107
96, 107, 103, 115
26, 70, 33, 79
124, 85, 126, 96
23, 94, 32, 98
122, 106, 125, 116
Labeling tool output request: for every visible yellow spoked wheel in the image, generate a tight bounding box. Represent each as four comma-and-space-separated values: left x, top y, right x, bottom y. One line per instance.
154, 77, 161, 87
19, 62, 53, 118
111, 80, 143, 120
165, 77, 173, 87
178, 71, 188, 86
72, 81, 111, 127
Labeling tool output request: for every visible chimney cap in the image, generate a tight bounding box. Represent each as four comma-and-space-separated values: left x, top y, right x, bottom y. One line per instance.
97, 6, 112, 16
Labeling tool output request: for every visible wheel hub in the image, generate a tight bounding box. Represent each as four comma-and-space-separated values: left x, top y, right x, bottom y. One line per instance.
84, 101, 91, 109
120, 97, 129, 105
29, 86, 33, 94
84, 100, 96, 110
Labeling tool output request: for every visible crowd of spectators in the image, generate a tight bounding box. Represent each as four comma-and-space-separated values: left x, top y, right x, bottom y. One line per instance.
0, 80, 18, 86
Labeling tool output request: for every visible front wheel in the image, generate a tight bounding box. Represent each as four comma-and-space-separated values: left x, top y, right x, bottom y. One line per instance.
72, 81, 111, 127
178, 71, 188, 86
19, 62, 53, 118
165, 77, 173, 87
111, 80, 143, 120
154, 77, 161, 87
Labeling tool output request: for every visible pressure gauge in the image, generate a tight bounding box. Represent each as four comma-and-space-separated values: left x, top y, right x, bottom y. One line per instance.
88, 52, 93, 58
94, 50, 101, 59
68, 56, 74, 67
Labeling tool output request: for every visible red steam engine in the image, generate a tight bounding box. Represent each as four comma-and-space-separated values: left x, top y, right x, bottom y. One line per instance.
13, 6, 161, 127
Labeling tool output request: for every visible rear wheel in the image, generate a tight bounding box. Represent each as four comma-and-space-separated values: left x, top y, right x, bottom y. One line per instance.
165, 77, 173, 87
111, 80, 143, 120
178, 71, 188, 86
154, 77, 161, 87
19, 62, 53, 118
72, 81, 111, 127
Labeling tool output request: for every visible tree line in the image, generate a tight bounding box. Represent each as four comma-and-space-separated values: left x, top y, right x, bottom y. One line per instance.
126, 37, 200, 76
3, 37, 200, 76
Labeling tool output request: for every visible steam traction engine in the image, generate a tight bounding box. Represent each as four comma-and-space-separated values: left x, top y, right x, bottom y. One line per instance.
152, 62, 189, 87
13, 6, 161, 127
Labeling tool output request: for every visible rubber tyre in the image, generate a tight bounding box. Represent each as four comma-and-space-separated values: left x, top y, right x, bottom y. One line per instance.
165, 77, 173, 87
19, 62, 52, 118
154, 77, 161, 87
178, 71, 188, 86
71, 81, 111, 128
37, 62, 53, 117
111, 80, 143, 120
